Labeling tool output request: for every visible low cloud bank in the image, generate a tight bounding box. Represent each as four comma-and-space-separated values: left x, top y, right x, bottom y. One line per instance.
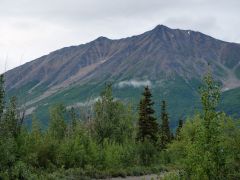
67, 97, 100, 109
117, 80, 152, 88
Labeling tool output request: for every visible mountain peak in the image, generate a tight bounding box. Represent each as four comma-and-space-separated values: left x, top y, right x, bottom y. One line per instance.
95, 36, 110, 42
148, 25, 173, 38
147, 24, 175, 40
152, 24, 171, 31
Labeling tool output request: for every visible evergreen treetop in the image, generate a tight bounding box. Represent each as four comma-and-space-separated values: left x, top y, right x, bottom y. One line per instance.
137, 86, 158, 143
160, 100, 171, 148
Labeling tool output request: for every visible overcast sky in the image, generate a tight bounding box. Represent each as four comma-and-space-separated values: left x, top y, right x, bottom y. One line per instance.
0, 0, 240, 73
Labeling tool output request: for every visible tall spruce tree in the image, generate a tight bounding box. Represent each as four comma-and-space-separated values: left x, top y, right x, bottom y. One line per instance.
3, 96, 21, 138
176, 119, 183, 139
137, 86, 158, 143
69, 107, 77, 133
0, 74, 4, 119
160, 100, 171, 148
0, 74, 5, 137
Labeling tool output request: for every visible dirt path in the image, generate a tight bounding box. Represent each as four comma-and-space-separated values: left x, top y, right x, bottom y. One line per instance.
100, 173, 166, 180
108, 174, 158, 180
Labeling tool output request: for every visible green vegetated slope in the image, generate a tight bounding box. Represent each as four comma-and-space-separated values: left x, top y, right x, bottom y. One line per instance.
21, 75, 240, 130
17, 77, 199, 128
220, 87, 240, 117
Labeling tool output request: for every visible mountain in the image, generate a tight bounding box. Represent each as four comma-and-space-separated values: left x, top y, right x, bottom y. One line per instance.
5, 25, 240, 128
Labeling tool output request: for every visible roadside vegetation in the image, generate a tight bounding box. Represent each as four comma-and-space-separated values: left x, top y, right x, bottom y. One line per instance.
0, 71, 239, 179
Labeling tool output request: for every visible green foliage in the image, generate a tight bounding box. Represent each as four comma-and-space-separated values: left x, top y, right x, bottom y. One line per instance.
0, 72, 240, 179
69, 107, 77, 133
0, 137, 17, 174
93, 83, 135, 144
161, 171, 183, 180
137, 140, 159, 166
2, 97, 19, 138
57, 129, 99, 169
168, 72, 240, 179
49, 104, 67, 139
199, 71, 220, 117
31, 114, 42, 138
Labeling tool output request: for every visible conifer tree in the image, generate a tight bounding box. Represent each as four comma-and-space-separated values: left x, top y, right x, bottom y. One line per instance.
0, 74, 5, 137
137, 86, 158, 143
0, 74, 5, 119
176, 119, 183, 139
160, 100, 171, 148
170, 132, 174, 140
0, 74, 25, 139
69, 107, 77, 131
3, 96, 19, 138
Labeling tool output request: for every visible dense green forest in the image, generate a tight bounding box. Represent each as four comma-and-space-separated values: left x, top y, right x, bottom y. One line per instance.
0, 71, 240, 179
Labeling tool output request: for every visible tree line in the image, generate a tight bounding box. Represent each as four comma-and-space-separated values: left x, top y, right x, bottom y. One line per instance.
0, 72, 239, 179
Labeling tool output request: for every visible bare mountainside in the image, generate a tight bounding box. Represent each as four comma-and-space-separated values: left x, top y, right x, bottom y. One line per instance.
5, 25, 240, 126
6, 25, 240, 91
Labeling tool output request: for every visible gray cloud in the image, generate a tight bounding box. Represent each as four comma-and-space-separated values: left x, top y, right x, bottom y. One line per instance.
0, 0, 240, 73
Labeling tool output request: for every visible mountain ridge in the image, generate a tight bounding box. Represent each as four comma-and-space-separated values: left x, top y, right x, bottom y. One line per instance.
6, 25, 240, 88
4, 25, 240, 127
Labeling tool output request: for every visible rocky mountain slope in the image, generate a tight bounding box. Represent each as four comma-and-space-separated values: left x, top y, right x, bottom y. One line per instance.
5, 25, 240, 127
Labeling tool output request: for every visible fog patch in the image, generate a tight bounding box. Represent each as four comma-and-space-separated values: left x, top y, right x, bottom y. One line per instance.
117, 80, 152, 88
67, 97, 100, 109
25, 107, 36, 116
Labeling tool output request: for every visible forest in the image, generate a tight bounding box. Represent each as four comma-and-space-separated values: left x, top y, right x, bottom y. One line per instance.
0, 71, 240, 179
